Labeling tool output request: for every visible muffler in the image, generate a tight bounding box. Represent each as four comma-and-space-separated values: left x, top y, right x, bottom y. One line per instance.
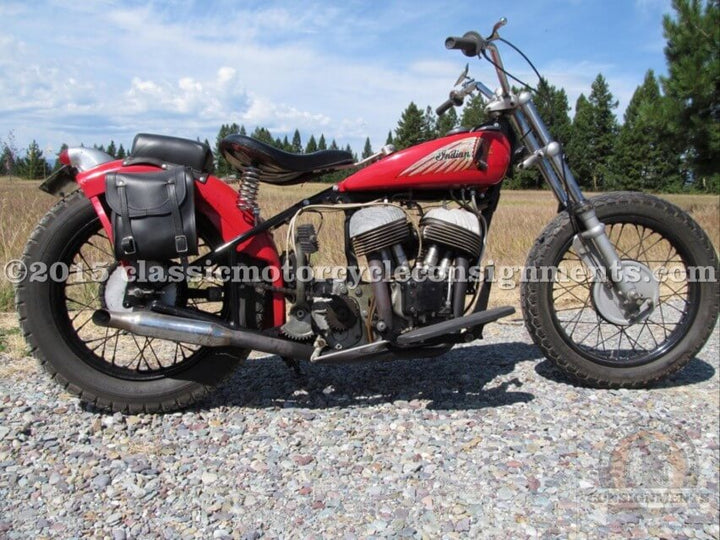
92, 309, 314, 360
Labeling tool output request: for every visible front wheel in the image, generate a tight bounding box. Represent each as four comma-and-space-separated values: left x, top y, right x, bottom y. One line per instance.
521, 192, 719, 387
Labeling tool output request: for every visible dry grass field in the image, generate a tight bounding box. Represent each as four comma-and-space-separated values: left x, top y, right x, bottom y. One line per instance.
1, 175, 718, 355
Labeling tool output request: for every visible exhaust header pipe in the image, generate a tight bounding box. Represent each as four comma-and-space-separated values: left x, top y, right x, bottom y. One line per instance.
92, 309, 314, 360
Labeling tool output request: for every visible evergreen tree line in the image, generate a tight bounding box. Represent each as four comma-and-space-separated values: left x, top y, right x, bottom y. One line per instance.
390, 0, 718, 193
0, 138, 51, 180
212, 124, 361, 184
2, 1, 716, 192
0, 138, 129, 179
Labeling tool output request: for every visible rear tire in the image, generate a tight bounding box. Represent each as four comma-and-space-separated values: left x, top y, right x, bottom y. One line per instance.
16, 192, 259, 412
521, 192, 719, 387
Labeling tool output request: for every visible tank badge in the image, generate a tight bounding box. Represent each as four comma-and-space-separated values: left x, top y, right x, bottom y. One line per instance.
400, 137, 481, 176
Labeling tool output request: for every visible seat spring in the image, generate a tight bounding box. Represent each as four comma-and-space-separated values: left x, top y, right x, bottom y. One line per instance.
237, 167, 261, 213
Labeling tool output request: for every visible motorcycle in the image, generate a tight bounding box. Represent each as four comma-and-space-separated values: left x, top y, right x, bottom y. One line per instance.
17, 19, 718, 413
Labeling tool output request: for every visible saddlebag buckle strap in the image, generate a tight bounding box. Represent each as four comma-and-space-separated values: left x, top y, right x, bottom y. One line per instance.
165, 177, 188, 254
120, 236, 137, 255
115, 179, 136, 256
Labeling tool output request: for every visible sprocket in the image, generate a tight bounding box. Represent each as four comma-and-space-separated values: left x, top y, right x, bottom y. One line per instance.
280, 308, 314, 341
320, 295, 361, 331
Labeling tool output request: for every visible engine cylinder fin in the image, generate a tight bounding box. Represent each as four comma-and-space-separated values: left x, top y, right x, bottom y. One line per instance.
351, 218, 410, 257
421, 217, 482, 259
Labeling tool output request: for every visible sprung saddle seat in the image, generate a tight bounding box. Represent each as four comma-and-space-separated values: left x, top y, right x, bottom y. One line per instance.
220, 134, 355, 185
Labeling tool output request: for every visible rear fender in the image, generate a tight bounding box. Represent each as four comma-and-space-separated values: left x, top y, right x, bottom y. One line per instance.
74, 163, 285, 326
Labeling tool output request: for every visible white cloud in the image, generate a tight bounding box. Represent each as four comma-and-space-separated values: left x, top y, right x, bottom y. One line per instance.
1, 0, 671, 157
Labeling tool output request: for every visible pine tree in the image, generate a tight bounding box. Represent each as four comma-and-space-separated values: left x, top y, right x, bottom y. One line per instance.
1, 145, 16, 176
117, 144, 127, 160
18, 140, 46, 179
362, 137, 373, 159
291, 129, 303, 153
305, 135, 318, 153
0, 131, 18, 176
423, 105, 438, 140
611, 70, 683, 192
385, 131, 394, 146
251, 126, 274, 145
215, 123, 241, 177
566, 74, 618, 191
511, 78, 572, 189
436, 107, 458, 137
567, 94, 594, 188
318, 134, 327, 150
394, 102, 427, 150
460, 94, 487, 128
107, 140, 117, 158
535, 78, 572, 148
588, 74, 619, 191
214, 124, 229, 177
329, 139, 339, 150
52, 143, 68, 172
662, 0, 719, 191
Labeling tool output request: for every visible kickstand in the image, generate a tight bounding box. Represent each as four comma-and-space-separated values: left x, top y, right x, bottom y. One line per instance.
281, 356, 305, 377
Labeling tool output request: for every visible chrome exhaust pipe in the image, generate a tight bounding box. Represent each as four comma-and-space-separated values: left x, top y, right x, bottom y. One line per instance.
92, 309, 314, 360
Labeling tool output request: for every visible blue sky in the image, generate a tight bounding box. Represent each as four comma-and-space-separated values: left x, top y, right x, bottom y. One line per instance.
1, 0, 673, 159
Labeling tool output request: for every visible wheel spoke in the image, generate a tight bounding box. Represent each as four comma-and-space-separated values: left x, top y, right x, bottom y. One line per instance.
54, 219, 231, 379
614, 330, 624, 360
547, 213, 696, 367
85, 239, 114, 258
635, 234, 666, 264
575, 319, 602, 347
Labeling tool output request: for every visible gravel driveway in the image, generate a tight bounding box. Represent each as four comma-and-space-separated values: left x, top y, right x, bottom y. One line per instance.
0, 319, 718, 539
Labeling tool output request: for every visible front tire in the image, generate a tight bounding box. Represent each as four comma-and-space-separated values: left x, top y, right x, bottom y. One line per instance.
521, 192, 719, 387
16, 191, 257, 413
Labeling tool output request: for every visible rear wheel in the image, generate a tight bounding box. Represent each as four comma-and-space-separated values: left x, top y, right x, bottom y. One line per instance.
16, 191, 262, 412
521, 192, 719, 386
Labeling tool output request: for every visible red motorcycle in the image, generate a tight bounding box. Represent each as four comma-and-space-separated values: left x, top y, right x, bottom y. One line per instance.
18, 20, 718, 412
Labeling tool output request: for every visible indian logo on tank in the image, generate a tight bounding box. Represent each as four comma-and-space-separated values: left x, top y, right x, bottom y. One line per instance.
400, 137, 482, 176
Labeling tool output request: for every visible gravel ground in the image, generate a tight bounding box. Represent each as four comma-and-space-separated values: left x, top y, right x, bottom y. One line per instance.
0, 319, 718, 539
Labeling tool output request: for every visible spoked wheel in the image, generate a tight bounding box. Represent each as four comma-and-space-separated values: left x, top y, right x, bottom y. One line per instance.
17, 191, 262, 412
522, 192, 719, 386
66, 228, 223, 378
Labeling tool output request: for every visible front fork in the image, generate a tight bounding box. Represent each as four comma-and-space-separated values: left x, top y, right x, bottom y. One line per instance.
509, 92, 647, 311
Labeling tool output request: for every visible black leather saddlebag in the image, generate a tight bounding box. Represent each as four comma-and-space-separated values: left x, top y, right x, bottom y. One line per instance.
105, 167, 198, 261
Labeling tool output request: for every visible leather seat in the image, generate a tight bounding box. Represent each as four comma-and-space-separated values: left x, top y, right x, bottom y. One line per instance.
130, 133, 214, 174
220, 134, 354, 184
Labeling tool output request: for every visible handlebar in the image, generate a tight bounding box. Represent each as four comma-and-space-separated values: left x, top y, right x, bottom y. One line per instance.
435, 91, 465, 116
435, 98, 455, 116
442, 18, 512, 107
444, 32, 484, 57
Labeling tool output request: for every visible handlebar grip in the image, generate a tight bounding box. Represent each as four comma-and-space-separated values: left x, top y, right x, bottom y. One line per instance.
444, 31, 483, 57
436, 99, 454, 116
436, 91, 465, 116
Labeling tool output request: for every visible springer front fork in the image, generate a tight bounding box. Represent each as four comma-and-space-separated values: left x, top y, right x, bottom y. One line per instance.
509, 92, 649, 312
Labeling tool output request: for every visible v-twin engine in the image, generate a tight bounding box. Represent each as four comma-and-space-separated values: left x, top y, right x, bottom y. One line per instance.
348, 204, 483, 329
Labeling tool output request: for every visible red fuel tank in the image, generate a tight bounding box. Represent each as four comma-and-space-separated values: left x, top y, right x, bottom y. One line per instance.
338, 129, 511, 192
